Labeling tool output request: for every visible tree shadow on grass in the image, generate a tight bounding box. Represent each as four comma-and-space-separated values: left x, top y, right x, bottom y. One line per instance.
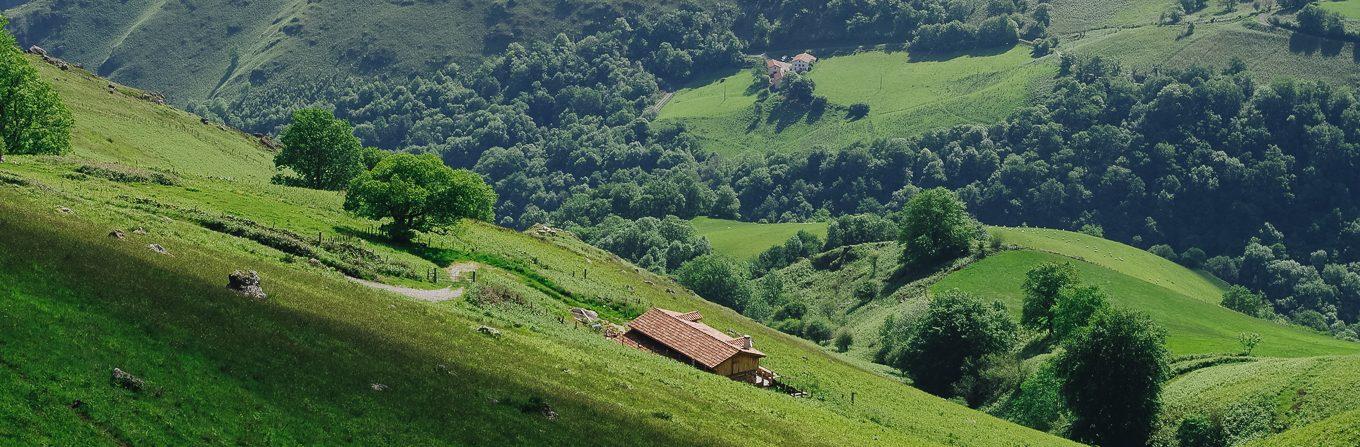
0, 209, 702, 446
906, 45, 1012, 63
1290, 32, 1322, 56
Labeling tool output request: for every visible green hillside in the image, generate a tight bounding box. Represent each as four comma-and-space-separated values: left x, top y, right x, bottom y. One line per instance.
1067, 20, 1360, 86
990, 227, 1226, 303
934, 228, 1359, 357
1320, 0, 1360, 20
4, 0, 717, 104
658, 45, 1056, 155
0, 56, 1076, 446
1158, 355, 1360, 445
691, 217, 829, 260
1047, 0, 1170, 34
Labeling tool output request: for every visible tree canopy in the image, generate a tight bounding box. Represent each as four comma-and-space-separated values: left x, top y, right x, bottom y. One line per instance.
882, 289, 1016, 396
675, 254, 753, 311
898, 188, 979, 270
0, 17, 73, 159
1021, 262, 1078, 335
344, 153, 497, 241
276, 108, 365, 190
1056, 307, 1169, 447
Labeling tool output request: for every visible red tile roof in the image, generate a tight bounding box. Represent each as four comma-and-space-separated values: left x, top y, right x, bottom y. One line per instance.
792, 53, 817, 63
626, 308, 764, 369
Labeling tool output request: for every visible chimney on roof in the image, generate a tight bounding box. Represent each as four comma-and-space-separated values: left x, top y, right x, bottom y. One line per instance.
732, 335, 753, 349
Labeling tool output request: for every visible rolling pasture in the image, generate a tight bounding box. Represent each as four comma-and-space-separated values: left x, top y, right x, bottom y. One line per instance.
1158, 355, 1360, 446
933, 229, 1360, 357
659, 45, 1055, 156
1068, 21, 1360, 86
691, 217, 829, 260
1320, 0, 1360, 20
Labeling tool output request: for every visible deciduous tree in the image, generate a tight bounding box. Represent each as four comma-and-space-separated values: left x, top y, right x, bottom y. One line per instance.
344, 153, 496, 242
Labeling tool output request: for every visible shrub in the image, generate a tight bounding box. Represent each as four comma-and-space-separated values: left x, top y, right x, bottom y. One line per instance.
1221, 285, 1266, 316
774, 318, 803, 336
1180, 247, 1207, 269
854, 281, 879, 305
1149, 244, 1178, 262
1176, 414, 1226, 447
834, 331, 853, 352
803, 318, 834, 343
847, 102, 870, 119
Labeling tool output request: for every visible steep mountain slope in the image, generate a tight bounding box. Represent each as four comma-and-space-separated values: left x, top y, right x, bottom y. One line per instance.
4, 0, 719, 104
0, 56, 1076, 446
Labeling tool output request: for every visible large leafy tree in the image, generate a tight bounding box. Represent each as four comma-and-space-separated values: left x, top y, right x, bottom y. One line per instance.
276, 108, 364, 190
898, 187, 980, 270
887, 289, 1016, 396
1021, 262, 1078, 335
0, 17, 73, 160
1056, 307, 1169, 447
344, 153, 497, 242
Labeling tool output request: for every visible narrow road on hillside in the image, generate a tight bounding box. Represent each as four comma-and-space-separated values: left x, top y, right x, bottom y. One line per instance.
646, 91, 675, 115
349, 262, 478, 302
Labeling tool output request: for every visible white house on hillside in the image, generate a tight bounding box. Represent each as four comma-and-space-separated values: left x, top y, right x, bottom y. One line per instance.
791, 53, 817, 73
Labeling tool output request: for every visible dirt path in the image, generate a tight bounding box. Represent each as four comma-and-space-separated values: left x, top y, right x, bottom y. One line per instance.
349, 262, 478, 302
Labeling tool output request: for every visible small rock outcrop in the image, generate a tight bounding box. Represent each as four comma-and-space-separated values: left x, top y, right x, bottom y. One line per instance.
108, 230, 126, 240
111, 368, 144, 391
227, 270, 266, 301
569, 307, 598, 323
147, 244, 169, 255
27, 45, 46, 56
370, 383, 388, 392
476, 325, 502, 337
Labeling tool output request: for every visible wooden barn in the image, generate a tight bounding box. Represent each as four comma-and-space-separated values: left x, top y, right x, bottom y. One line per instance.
619, 308, 778, 386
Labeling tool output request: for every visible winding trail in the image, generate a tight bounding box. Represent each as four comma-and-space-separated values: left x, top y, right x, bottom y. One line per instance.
349, 262, 479, 302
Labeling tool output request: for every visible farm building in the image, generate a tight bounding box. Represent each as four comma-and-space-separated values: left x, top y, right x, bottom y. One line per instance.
620, 308, 779, 386
765, 59, 792, 88
791, 53, 817, 72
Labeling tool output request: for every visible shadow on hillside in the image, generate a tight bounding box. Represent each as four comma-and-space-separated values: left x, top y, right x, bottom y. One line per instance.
906, 45, 1012, 63
1288, 32, 1348, 58
0, 210, 701, 446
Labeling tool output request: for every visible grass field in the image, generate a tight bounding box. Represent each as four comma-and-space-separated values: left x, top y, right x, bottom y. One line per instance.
0, 57, 1076, 446
1067, 21, 1360, 86
1157, 355, 1360, 445
933, 250, 1359, 357
1320, 0, 1360, 20
691, 217, 829, 260
990, 227, 1227, 302
1047, 0, 1171, 34
659, 46, 1056, 156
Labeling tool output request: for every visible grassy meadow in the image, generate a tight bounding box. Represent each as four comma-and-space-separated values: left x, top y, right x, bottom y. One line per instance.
1320, 0, 1360, 20
1046, 0, 1171, 34
941, 228, 1359, 357
691, 217, 829, 260
1157, 355, 1360, 445
0, 57, 1077, 446
659, 45, 1056, 156
1067, 21, 1360, 86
